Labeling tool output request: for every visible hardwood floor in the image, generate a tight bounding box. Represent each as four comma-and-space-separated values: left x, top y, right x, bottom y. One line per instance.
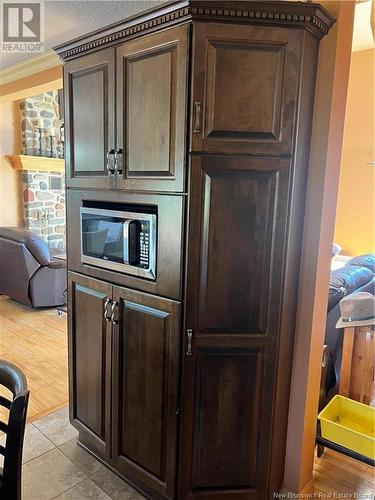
0, 295, 373, 496
314, 449, 374, 497
0, 295, 68, 422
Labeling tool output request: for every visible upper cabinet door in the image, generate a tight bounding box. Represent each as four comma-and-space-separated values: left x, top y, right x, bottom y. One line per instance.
64, 48, 115, 189
116, 25, 188, 192
191, 23, 301, 155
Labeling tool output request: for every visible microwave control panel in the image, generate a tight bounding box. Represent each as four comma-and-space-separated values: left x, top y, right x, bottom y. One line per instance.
139, 223, 151, 268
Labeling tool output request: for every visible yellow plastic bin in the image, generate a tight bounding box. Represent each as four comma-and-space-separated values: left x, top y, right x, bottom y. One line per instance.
318, 395, 375, 459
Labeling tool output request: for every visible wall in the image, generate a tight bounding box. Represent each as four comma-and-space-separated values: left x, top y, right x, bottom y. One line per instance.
283, 0, 355, 494
0, 65, 62, 102
334, 48, 375, 256
0, 100, 23, 226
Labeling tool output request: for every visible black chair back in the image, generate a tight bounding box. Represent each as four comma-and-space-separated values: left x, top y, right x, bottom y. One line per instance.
0, 359, 29, 500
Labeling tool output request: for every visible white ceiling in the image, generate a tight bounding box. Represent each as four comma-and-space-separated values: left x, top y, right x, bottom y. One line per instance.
0, 0, 164, 69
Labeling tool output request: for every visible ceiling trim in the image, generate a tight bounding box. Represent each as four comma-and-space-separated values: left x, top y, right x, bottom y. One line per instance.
0, 50, 61, 85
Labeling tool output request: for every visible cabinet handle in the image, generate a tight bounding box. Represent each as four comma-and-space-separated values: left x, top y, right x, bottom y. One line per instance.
103, 298, 111, 322
186, 329, 193, 356
106, 149, 115, 174
114, 148, 123, 174
110, 301, 119, 325
193, 102, 202, 133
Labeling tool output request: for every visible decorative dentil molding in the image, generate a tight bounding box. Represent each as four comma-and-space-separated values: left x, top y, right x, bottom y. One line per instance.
54, 1, 335, 62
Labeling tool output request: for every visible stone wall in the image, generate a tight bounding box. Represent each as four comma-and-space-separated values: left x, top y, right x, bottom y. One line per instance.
19, 91, 66, 251
22, 171, 66, 251
20, 91, 64, 158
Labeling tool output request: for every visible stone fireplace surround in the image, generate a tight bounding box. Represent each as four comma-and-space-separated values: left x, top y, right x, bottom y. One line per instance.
19, 91, 65, 251
20, 91, 64, 158
22, 170, 65, 251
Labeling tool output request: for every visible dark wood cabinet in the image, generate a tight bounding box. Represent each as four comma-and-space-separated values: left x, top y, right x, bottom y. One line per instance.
68, 272, 181, 498
65, 25, 188, 193
111, 287, 180, 499
67, 272, 112, 457
190, 22, 301, 156
66, 189, 185, 301
116, 26, 188, 192
64, 49, 115, 189
179, 155, 291, 498
57, 2, 334, 499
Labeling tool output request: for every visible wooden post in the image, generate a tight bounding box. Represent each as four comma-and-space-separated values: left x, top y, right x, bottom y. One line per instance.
339, 327, 355, 397
339, 325, 375, 406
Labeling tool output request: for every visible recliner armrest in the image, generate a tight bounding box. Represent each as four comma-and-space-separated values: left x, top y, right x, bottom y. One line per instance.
29, 265, 67, 308
0, 227, 51, 266
47, 259, 66, 270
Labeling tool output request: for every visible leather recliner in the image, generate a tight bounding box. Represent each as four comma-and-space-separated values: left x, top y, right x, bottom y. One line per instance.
0, 227, 66, 308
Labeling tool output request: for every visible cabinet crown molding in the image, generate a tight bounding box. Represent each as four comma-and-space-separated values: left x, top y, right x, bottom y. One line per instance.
54, 0, 335, 61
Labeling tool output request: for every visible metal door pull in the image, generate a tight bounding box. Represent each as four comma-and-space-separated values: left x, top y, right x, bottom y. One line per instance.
186, 329, 193, 356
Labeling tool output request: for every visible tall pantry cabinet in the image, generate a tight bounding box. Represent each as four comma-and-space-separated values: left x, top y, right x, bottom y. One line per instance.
55, 2, 334, 499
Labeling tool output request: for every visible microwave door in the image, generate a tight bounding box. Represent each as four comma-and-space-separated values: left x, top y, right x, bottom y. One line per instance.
98, 219, 123, 262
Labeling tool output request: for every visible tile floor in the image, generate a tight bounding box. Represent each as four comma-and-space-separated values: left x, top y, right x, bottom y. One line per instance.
8, 404, 373, 499
19, 406, 145, 500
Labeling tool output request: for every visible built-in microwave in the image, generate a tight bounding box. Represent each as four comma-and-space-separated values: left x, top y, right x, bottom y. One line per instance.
80, 206, 157, 280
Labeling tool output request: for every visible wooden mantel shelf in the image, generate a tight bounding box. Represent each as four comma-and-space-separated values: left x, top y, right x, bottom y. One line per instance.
7, 155, 65, 173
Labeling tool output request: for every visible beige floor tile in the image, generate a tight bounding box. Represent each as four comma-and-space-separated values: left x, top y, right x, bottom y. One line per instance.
22, 447, 86, 500
54, 478, 111, 499
90, 463, 145, 500
60, 439, 103, 476
22, 423, 55, 463
33, 405, 78, 446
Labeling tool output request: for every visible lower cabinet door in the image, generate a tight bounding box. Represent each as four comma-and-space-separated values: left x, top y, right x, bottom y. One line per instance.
111, 286, 181, 499
68, 272, 113, 457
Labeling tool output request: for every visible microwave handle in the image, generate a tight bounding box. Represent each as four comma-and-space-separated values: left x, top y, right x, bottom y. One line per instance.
123, 220, 140, 265
123, 220, 131, 264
